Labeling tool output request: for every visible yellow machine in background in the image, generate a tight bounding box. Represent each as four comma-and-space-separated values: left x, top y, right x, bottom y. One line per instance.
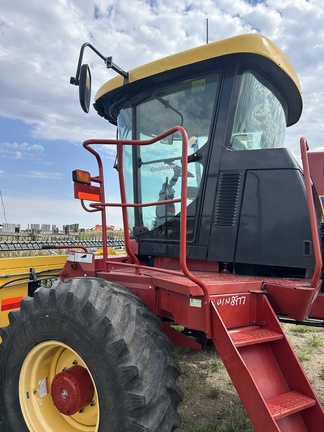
0, 243, 126, 327
0, 255, 65, 327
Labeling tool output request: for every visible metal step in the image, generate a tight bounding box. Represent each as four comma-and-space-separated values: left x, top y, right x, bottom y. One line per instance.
267, 391, 316, 420
230, 326, 283, 347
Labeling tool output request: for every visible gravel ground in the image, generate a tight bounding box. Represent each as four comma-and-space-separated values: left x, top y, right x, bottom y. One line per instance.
176, 322, 324, 432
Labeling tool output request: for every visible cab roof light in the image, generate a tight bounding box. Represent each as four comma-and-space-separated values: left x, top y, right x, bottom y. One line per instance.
72, 169, 91, 185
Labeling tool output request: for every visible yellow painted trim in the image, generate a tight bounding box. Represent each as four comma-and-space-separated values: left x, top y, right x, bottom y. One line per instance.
95, 34, 301, 100
0, 255, 66, 327
0, 255, 66, 273
19, 340, 99, 431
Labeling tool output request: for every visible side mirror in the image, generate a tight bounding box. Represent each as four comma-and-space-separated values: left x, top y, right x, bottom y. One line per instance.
79, 64, 92, 113
71, 43, 128, 113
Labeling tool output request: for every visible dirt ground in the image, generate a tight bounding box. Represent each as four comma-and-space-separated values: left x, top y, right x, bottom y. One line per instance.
0, 324, 322, 432
175, 322, 324, 432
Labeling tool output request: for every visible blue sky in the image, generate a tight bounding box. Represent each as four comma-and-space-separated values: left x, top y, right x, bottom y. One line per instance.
1, 0, 324, 230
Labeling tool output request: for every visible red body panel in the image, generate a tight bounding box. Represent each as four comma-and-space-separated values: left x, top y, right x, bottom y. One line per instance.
309, 293, 324, 319
60, 258, 323, 332
65, 133, 324, 430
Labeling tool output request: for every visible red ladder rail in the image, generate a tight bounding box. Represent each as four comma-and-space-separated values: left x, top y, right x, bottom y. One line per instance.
211, 292, 324, 431
300, 137, 322, 289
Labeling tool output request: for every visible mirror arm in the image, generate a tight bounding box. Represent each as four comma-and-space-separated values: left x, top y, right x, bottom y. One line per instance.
70, 42, 128, 86
105, 56, 128, 80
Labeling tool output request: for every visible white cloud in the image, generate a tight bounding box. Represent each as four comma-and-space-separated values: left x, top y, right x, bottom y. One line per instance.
0, 142, 44, 158
1, 0, 324, 228
23, 171, 62, 180
1, 0, 323, 150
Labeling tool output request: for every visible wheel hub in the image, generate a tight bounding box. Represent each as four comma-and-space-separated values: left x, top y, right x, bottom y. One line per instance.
51, 365, 94, 415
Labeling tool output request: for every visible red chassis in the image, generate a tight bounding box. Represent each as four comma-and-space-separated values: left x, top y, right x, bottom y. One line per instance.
59, 129, 324, 431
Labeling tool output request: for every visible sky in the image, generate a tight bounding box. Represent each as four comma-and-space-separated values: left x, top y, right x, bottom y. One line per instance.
0, 0, 323, 230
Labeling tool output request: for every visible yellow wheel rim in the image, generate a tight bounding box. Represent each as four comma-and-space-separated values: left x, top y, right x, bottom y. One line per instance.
19, 341, 99, 432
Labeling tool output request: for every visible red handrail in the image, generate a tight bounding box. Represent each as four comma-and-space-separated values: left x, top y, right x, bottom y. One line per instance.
300, 137, 322, 288
80, 127, 212, 334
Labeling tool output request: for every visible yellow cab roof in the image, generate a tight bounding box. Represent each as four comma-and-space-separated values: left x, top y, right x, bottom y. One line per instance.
95, 33, 302, 126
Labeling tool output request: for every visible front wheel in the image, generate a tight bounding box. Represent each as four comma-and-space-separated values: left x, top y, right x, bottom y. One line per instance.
0, 277, 182, 432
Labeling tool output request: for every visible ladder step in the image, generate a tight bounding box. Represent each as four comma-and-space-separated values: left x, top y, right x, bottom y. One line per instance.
230, 326, 283, 347
267, 390, 316, 420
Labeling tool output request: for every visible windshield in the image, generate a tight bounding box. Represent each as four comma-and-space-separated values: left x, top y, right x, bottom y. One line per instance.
230, 71, 287, 150
118, 72, 220, 239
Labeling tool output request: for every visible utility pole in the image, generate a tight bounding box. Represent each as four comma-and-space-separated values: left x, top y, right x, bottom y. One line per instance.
0, 190, 8, 225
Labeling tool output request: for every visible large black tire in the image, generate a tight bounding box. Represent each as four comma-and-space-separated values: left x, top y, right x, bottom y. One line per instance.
0, 277, 182, 432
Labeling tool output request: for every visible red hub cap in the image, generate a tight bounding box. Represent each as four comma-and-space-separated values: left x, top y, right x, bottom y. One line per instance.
51, 365, 94, 415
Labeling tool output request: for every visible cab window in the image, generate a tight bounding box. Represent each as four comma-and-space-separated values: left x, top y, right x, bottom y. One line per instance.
118, 72, 220, 239
230, 72, 287, 150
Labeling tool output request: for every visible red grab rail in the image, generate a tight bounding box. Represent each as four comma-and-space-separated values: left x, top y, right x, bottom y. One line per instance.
79, 127, 212, 333
300, 137, 322, 288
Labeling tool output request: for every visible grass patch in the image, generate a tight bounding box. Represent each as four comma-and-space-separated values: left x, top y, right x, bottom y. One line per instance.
307, 334, 323, 348
319, 366, 324, 380
290, 325, 310, 335
172, 345, 193, 361
296, 346, 313, 362
208, 386, 221, 400
189, 423, 219, 432
295, 332, 323, 361
217, 405, 254, 432
204, 356, 223, 375
184, 378, 199, 400
187, 405, 254, 432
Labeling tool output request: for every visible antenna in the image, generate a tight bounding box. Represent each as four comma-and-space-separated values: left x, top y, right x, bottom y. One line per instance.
206, 18, 209, 44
